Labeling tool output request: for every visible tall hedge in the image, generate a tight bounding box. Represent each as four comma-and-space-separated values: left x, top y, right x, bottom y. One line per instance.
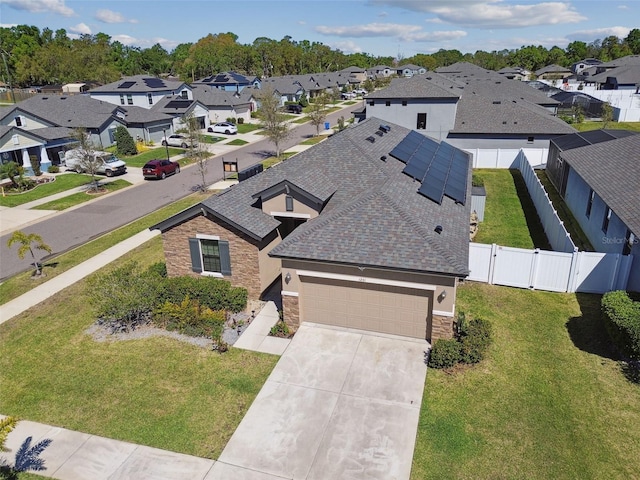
159, 276, 247, 313
602, 290, 640, 360
114, 126, 137, 156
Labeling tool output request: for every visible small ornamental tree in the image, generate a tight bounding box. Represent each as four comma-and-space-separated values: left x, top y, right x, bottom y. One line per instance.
307, 94, 328, 136
114, 126, 137, 156
601, 102, 613, 129
256, 86, 291, 159
7, 230, 52, 276
72, 128, 102, 192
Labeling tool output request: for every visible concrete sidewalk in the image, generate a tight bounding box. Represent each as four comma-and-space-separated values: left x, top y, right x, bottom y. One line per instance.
0, 229, 159, 325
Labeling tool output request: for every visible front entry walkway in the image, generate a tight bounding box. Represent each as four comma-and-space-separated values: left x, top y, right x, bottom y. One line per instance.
212, 323, 429, 479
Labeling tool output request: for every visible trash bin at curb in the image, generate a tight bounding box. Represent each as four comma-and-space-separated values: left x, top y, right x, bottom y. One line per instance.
324, 122, 330, 130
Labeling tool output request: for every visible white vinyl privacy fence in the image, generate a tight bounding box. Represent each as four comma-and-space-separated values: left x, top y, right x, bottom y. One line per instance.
468, 243, 634, 293
516, 151, 577, 253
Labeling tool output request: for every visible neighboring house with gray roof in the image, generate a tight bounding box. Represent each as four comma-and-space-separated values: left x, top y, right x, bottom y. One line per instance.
534, 64, 572, 80
192, 71, 260, 92
496, 66, 531, 81
550, 133, 640, 291
90, 75, 192, 109
151, 117, 472, 341
362, 71, 575, 166
367, 65, 394, 79
192, 85, 255, 123
590, 65, 640, 91
260, 76, 306, 105
397, 64, 427, 77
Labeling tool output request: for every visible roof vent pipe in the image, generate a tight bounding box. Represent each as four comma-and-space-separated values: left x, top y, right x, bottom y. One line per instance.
434, 225, 443, 234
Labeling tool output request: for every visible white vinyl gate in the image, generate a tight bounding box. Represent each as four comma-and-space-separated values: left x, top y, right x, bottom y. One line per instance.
468, 243, 633, 294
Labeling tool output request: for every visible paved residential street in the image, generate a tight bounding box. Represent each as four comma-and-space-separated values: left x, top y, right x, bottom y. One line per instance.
0, 108, 358, 280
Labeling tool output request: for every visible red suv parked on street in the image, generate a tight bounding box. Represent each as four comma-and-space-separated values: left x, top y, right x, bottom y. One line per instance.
142, 159, 180, 180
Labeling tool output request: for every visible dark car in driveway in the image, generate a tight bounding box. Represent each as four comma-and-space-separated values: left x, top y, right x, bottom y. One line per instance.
142, 159, 180, 180
283, 104, 303, 114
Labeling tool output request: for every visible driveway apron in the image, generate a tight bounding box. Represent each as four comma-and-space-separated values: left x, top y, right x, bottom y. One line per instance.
210, 323, 428, 480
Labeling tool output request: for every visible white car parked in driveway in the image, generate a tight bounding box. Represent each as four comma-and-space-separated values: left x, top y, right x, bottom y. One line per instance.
161, 134, 198, 148
208, 122, 238, 135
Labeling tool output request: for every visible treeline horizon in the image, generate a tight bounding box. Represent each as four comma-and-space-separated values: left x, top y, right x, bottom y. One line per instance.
1, 25, 639, 88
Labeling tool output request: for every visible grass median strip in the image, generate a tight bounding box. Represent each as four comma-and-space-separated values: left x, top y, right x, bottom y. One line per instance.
411, 282, 640, 479
0, 237, 278, 460
0, 192, 209, 305
32, 180, 131, 211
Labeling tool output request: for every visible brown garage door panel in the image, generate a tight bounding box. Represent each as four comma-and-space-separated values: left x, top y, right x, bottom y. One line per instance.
300, 277, 431, 339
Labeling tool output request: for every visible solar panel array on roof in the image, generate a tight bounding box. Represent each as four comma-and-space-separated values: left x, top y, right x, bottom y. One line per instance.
390, 132, 469, 205
553, 129, 638, 151
143, 78, 166, 88
118, 81, 136, 89
213, 74, 229, 83
165, 100, 192, 109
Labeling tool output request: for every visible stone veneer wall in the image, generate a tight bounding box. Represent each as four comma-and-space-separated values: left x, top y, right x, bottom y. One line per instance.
161, 214, 263, 299
430, 314, 455, 342
282, 295, 300, 329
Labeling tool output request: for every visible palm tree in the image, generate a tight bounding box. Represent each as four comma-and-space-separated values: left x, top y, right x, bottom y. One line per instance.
7, 230, 52, 276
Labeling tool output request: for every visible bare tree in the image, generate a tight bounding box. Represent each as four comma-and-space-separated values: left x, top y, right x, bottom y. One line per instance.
601, 102, 613, 129
71, 128, 103, 192
307, 94, 328, 136
180, 112, 210, 191
256, 86, 291, 159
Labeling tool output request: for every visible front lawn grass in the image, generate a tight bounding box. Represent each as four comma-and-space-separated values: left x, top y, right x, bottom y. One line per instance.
237, 123, 263, 134
473, 169, 549, 249
0, 192, 209, 305
225, 139, 248, 146
32, 179, 131, 211
199, 135, 225, 144
116, 147, 184, 168
0, 174, 94, 207
0, 237, 278, 460
299, 136, 326, 145
411, 282, 640, 479
573, 121, 640, 132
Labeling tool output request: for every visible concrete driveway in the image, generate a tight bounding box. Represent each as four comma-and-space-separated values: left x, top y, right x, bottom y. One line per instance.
207, 323, 428, 480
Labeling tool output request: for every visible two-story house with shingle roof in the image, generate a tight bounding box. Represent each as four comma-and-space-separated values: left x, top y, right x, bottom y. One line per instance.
151, 117, 472, 341
192, 71, 261, 93
90, 75, 192, 109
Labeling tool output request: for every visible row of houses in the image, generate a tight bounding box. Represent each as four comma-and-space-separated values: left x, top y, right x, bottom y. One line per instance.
148, 63, 639, 344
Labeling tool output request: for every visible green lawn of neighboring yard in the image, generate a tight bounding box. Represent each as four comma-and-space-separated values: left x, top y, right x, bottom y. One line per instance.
225, 139, 249, 146
0, 237, 278, 460
32, 180, 131, 211
199, 135, 225, 144
299, 136, 326, 146
536, 171, 594, 251
0, 193, 209, 305
237, 123, 263, 134
411, 282, 640, 479
0, 174, 94, 208
115, 147, 185, 168
473, 169, 550, 249
573, 121, 640, 132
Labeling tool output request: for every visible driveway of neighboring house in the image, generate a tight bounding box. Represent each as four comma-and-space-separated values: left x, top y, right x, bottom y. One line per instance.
207, 323, 428, 480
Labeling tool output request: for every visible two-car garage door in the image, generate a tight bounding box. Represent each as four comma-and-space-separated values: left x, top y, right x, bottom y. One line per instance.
300, 277, 431, 339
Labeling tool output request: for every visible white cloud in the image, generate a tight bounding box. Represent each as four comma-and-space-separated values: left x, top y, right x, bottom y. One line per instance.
329, 41, 364, 54
111, 34, 178, 51
402, 30, 467, 42
297, 20, 306, 25
69, 22, 91, 35
566, 26, 632, 41
618, 5, 629, 9
315, 23, 423, 38
95, 9, 138, 24
378, 11, 388, 17
3, 0, 74, 17
0, 23, 19, 28
370, 0, 586, 28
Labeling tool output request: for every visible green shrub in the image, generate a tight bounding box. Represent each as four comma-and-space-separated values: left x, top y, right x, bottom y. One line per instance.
114, 126, 137, 156
428, 338, 462, 369
602, 291, 640, 360
226, 117, 237, 124
160, 276, 247, 312
270, 319, 290, 337
87, 261, 164, 331
459, 318, 493, 364
237, 117, 244, 124
154, 296, 225, 338
47, 164, 60, 173
146, 262, 167, 278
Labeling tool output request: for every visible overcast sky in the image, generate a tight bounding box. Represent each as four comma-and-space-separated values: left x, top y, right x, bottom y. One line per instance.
2, 0, 638, 58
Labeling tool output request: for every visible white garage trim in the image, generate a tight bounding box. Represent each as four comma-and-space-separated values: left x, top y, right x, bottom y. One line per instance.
281, 290, 299, 297
296, 269, 437, 291
433, 309, 454, 317
270, 212, 311, 219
